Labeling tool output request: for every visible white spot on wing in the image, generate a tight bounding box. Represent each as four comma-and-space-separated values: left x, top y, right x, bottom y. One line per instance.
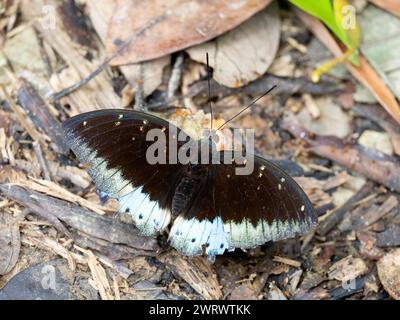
118, 186, 171, 236
225, 217, 316, 250
169, 216, 229, 256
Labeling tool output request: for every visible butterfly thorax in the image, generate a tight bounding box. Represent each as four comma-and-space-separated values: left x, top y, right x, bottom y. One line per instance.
171, 164, 208, 216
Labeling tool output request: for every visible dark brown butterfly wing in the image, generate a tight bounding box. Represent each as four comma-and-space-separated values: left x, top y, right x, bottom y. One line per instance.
169, 153, 317, 256
63, 109, 187, 236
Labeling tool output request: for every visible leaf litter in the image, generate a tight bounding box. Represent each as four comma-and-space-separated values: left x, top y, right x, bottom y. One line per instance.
0, 0, 399, 300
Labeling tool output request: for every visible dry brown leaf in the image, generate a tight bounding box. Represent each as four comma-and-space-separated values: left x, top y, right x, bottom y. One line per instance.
87, 0, 171, 96
99, 0, 272, 65
119, 57, 170, 96
377, 248, 400, 299
187, 3, 280, 87
21, 0, 121, 113
294, 97, 352, 138
295, 8, 400, 125
3, 27, 48, 85
328, 255, 368, 282
369, 0, 400, 17
358, 130, 394, 155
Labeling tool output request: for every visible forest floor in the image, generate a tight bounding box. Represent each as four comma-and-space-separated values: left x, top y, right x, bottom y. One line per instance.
0, 0, 399, 300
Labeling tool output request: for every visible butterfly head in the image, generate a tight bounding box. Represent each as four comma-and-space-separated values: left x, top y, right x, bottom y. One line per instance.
199, 128, 220, 151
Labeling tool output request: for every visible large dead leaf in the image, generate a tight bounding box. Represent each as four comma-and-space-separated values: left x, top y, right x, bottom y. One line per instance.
187, 3, 280, 87
357, 6, 400, 101
87, 0, 171, 96
119, 57, 170, 96
295, 7, 400, 125
294, 97, 352, 138
98, 0, 272, 65
3, 27, 48, 90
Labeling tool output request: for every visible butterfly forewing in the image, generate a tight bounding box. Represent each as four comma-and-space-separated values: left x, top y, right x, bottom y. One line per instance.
63, 109, 187, 236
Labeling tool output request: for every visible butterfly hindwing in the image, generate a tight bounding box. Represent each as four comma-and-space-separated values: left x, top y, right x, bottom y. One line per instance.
168, 153, 317, 256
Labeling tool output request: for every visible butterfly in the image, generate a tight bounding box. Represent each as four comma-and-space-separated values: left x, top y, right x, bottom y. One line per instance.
62, 107, 317, 257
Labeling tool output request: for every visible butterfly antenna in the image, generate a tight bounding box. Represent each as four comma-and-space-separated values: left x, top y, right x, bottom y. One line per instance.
206, 53, 213, 130
216, 85, 277, 131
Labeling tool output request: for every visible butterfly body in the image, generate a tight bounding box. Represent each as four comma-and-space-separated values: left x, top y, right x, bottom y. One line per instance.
63, 109, 317, 256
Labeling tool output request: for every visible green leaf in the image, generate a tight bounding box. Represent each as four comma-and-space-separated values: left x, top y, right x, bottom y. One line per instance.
288, 0, 351, 48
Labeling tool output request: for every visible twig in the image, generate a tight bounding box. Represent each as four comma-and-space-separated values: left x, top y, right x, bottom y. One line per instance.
32, 141, 51, 181
134, 64, 145, 111
167, 54, 185, 99
281, 117, 400, 192
317, 181, 374, 236
0, 184, 159, 254
0, 85, 43, 143
187, 74, 342, 100
16, 79, 69, 154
